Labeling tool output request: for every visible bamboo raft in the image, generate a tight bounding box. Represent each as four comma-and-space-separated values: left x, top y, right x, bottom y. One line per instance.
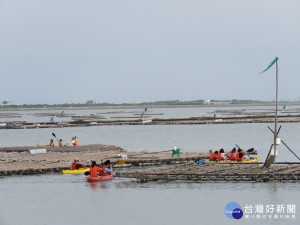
116, 163, 300, 182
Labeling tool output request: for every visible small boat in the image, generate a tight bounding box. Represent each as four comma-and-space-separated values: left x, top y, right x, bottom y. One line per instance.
86, 174, 115, 182
62, 168, 90, 175
196, 157, 260, 165
209, 157, 260, 165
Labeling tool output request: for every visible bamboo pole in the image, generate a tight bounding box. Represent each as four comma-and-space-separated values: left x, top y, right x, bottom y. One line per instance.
273, 59, 279, 170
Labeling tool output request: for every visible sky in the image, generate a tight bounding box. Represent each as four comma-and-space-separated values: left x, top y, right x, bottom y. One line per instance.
0, 0, 300, 104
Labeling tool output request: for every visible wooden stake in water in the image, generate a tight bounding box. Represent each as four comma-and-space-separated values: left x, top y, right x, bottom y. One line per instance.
273, 60, 279, 170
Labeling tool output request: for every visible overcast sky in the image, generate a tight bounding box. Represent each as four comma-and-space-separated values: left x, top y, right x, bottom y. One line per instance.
0, 0, 300, 104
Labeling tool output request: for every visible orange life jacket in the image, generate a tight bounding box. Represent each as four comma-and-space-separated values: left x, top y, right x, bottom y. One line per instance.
235, 153, 240, 161
71, 162, 78, 170
74, 140, 78, 146
90, 166, 101, 176
50, 142, 55, 146
236, 155, 244, 162
217, 152, 226, 161
98, 168, 105, 175
59, 141, 63, 146
229, 152, 236, 161
209, 153, 217, 161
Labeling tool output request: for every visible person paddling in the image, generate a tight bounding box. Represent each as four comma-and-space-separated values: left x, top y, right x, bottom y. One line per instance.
49, 139, 55, 147
74, 136, 78, 146
101, 162, 113, 175
59, 139, 64, 147
217, 148, 226, 162
236, 152, 245, 162
71, 159, 83, 170
235, 149, 242, 161
229, 148, 237, 161
209, 151, 218, 161
90, 161, 103, 176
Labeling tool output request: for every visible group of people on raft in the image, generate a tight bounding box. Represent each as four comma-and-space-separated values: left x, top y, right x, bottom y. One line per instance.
49, 136, 78, 147
71, 159, 113, 176
209, 147, 249, 162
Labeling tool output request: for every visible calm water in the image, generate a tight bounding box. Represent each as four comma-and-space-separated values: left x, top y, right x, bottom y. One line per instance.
0, 107, 299, 224
0, 174, 299, 225
0, 122, 300, 161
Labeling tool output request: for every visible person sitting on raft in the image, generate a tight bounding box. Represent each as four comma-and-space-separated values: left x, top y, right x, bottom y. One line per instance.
217, 148, 226, 162
71, 159, 83, 170
209, 151, 218, 161
229, 148, 237, 161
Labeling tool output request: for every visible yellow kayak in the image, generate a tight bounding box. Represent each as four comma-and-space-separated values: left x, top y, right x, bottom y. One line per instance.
62, 168, 90, 175
208, 157, 260, 165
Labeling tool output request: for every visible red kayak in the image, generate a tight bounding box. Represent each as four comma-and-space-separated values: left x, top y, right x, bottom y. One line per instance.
86, 175, 115, 182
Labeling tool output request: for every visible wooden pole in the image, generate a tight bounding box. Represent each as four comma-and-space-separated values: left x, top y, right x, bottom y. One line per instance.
273, 59, 279, 169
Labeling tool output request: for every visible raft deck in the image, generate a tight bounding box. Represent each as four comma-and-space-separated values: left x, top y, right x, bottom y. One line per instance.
116, 163, 300, 182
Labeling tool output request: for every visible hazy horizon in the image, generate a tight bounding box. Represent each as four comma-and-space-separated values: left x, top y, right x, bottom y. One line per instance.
1, 0, 300, 104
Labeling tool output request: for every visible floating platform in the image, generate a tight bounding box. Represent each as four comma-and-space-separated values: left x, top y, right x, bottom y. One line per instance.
116, 163, 300, 182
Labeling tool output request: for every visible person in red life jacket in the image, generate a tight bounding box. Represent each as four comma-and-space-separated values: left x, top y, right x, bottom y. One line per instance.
90, 161, 102, 176
229, 148, 237, 161
49, 139, 55, 146
235, 149, 242, 161
209, 151, 219, 161
102, 163, 113, 175
217, 148, 226, 161
71, 159, 83, 170
236, 152, 245, 162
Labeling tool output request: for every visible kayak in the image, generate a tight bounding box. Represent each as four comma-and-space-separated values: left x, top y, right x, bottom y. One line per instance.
196, 157, 260, 165
62, 168, 90, 175
86, 175, 115, 182
208, 157, 260, 165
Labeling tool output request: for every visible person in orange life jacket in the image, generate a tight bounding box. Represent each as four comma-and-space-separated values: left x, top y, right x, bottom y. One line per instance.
71, 159, 82, 170
90, 161, 102, 176
229, 148, 237, 161
74, 136, 78, 146
59, 139, 63, 147
236, 152, 245, 162
101, 163, 113, 175
217, 148, 226, 161
49, 139, 55, 146
209, 151, 219, 161
235, 149, 242, 161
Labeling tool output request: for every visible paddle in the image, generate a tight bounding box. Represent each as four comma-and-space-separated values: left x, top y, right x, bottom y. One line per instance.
52, 133, 59, 143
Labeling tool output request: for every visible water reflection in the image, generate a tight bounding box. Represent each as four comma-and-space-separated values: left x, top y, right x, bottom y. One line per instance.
89, 182, 107, 189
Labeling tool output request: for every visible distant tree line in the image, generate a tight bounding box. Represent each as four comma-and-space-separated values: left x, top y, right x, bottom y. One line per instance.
0, 99, 296, 109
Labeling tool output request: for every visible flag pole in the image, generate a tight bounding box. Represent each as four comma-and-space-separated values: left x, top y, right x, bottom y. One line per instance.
273, 59, 279, 169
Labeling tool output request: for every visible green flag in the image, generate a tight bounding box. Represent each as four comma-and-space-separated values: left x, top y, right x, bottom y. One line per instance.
259, 57, 278, 74
213, 114, 216, 120
145, 108, 147, 112
201, 116, 204, 121
283, 105, 286, 110
61, 110, 64, 115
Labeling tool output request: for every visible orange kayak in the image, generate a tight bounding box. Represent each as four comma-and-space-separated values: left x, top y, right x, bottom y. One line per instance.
86, 175, 115, 182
